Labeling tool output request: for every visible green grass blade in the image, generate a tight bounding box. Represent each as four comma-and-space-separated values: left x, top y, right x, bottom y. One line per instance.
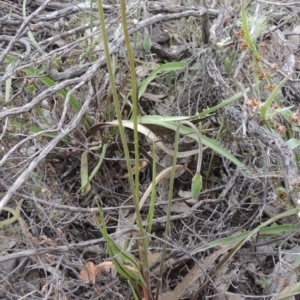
145, 120, 251, 173
261, 74, 291, 124
190, 212, 299, 255
215, 208, 300, 275
271, 282, 300, 300
23, 0, 43, 53
81, 150, 91, 196
9, 120, 70, 141
138, 61, 186, 99
139, 84, 254, 122
88, 143, 107, 181
241, 1, 258, 56
94, 201, 144, 283
286, 138, 300, 150
146, 144, 157, 241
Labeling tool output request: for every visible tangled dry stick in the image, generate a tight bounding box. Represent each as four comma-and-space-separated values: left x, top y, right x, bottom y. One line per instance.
226, 105, 300, 208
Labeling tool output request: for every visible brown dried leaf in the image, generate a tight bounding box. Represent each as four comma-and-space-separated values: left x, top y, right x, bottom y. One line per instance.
171, 201, 190, 214
80, 261, 138, 284
135, 65, 155, 77
80, 262, 101, 284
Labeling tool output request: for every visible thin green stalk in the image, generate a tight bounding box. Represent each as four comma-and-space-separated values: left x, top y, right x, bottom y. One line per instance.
156, 121, 203, 299
215, 207, 300, 275
241, 0, 258, 57
119, 0, 139, 214
95, 0, 136, 220
96, 0, 149, 295
23, 0, 43, 54
206, 115, 224, 187
94, 200, 146, 298
146, 142, 157, 247
119, 0, 149, 288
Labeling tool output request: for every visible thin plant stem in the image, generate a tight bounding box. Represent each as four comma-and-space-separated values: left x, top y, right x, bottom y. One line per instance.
206, 115, 224, 187
146, 142, 157, 246
96, 0, 147, 290
119, 0, 149, 285
156, 120, 203, 299
95, 3, 150, 298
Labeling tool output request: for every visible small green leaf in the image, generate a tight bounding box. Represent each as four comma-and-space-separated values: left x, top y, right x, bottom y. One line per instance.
225, 57, 231, 75
192, 173, 202, 200
143, 33, 152, 53
286, 138, 300, 150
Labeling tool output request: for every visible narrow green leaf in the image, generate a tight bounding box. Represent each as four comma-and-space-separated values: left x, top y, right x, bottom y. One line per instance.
23, 0, 44, 53
87, 143, 106, 182
8, 120, 70, 141
261, 74, 291, 123
136, 116, 252, 173
146, 144, 157, 240
138, 62, 186, 99
154, 121, 251, 173
81, 151, 91, 196
140, 83, 258, 120
286, 138, 300, 150
189, 209, 299, 255
271, 281, 300, 300
259, 224, 299, 235
35, 104, 51, 126
241, 1, 258, 56
94, 202, 144, 284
